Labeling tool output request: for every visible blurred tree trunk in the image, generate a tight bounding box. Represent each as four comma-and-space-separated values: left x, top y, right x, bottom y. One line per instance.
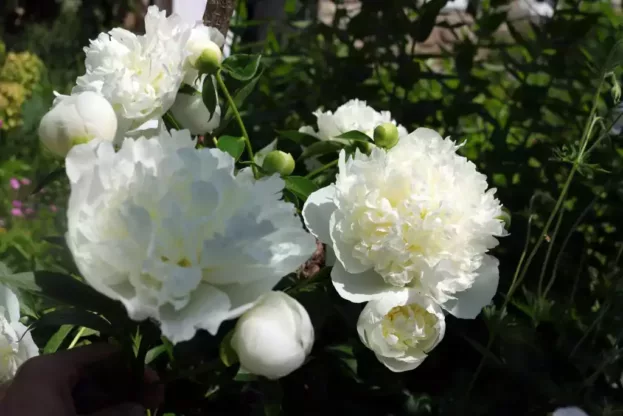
203, 0, 237, 36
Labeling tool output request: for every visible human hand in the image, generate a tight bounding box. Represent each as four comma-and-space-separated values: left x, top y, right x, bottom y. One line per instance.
0, 343, 163, 416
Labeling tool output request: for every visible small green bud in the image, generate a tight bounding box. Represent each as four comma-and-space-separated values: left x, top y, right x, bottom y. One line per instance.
497, 207, 511, 230
355, 140, 374, 155
195, 44, 223, 76
373, 122, 399, 149
263, 150, 295, 176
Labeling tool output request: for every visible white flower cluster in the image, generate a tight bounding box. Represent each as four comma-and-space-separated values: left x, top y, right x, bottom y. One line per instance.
303, 103, 505, 372
38, 6, 224, 157
33, 5, 506, 381
0, 284, 38, 382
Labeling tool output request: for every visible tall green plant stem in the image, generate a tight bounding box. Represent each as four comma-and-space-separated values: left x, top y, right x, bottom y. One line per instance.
465, 68, 607, 399
215, 70, 257, 177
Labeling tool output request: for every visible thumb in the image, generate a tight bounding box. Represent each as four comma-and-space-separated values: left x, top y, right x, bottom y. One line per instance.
85, 403, 145, 416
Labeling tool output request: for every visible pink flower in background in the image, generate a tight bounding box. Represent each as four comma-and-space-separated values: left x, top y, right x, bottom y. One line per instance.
20, 178, 31, 186
9, 178, 20, 190
24, 208, 35, 216
10, 208, 24, 217
49, 205, 58, 213
11, 200, 22, 208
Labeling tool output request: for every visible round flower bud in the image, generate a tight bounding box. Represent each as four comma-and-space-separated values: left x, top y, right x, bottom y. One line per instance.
498, 207, 511, 230
195, 44, 223, 75
262, 150, 295, 176
231, 291, 314, 380
357, 290, 445, 372
38, 91, 117, 158
373, 122, 400, 149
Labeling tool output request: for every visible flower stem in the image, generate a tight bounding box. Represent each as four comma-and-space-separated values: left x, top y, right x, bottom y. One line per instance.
215, 70, 257, 177
68, 327, 86, 349
304, 159, 338, 179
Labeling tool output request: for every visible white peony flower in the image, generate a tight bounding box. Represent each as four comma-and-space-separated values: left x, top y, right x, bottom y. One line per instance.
0, 284, 38, 382
231, 291, 314, 379
170, 75, 221, 135
299, 99, 408, 171
38, 91, 118, 158
357, 290, 445, 372
299, 99, 408, 142
73, 6, 192, 140
303, 128, 505, 318
552, 407, 589, 416
65, 128, 316, 343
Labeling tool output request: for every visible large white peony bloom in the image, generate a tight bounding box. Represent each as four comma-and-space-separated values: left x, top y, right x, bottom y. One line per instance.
299, 99, 408, 141
65, 128, 316, 343
231, 291, 314, 380
73, 6, 192, 139
303, 128, 505, 318
357, 290, 445, 372
0, 284, 38, 382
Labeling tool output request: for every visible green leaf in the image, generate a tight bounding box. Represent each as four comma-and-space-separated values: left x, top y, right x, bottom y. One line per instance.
298, 141, 344, 160
32, 271, 126, 319
32, 167, 65, 195
285, 176, 319, 200
335, 130, 372, 142
36, 308, 114, 335
222, 54, 262, 81
43, 324, 74, 354
413, 0, 448, 42
145, 345, 167, 365
219, 69, 264, 133
277, 130, 319, 146
219, 330, 239, 367
179, 83, 199, 96
0, 269, 40, 292
217, 135, 245, 160
163, 112, 181, 131
202, 76, 218, 121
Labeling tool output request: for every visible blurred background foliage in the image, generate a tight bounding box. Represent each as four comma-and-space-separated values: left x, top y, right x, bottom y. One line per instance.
2, 0, 623, 415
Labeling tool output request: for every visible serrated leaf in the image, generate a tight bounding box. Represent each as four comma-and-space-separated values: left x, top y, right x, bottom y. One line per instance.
217, 135, 245, 160
285, 176, 319, 200
277, 130, 319, 146
335, 130, 372, 142
298, 141, 344, 160
43, 324, 74, 354
222, 54, 262, 81
202, 75, 218, 121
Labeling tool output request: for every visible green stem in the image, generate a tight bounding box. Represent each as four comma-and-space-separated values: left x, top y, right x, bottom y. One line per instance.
465, 70, 607, 400
68, 327, 86, 349
304, 159, 338, 179
215, 70, 257, 177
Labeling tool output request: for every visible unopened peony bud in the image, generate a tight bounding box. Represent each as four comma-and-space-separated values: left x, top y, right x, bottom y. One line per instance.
186, 26, 224, 72
38, 91, 117, 158
230, 292, 314, 380
497, 207, 511, 230
171, 76, 221, 135
262, 150, 295, 176
373, 122, 399, 149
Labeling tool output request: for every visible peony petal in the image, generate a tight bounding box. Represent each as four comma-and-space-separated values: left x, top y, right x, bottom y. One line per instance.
0, 284, 20, 323
376, 353, 426, 373
442, 255, 500, 319
302, 185, 337, 245
331, 261, 392, 303
329, 211, 370, 274
159, 283, 231, 342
